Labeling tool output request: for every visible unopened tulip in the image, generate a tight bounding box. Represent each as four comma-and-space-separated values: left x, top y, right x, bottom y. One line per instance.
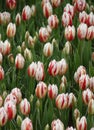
0, 40, 3, 54
76, 116, 87, 130
0, 96, 3, 107
89, 77, 94, 92
43, 2, 53, 18
65, 25, 75, 41
51, 119, 64, 130
8, 53, 14, 64
25, 31, 30, 40
43, 42, 53, 57
68, 93, 77, 108
28, 35, 35, 47
6, 22, 16, 38
4, 101, 16, 120
63, 41, 72, 55
62, 12, 72, 27
88, 99, 94, 114
79, 74, 90, 90
20, 98, 30, 115
3, 39, 11, 55
6, 0, 16, 10
21, 117, 33, 130
15, 13, 21, 25
27, 62, 37, 77
11, 87, 22, 104
15, 53, 25, 69
31, 5, 36, 16
61, 75, 67, 85
48, 59, 59, 76
22, 5, 31, 21
48, 84, 58, 99
24, 48, 32, 61
82, 88, 93, 105
0, 65, 4, 80
75, 0, 86, 12
51, 0, 61, 7
59, 82, 66, 93
64, 3, 74, 18
56, 93, 68, 109
77, 23, 88, 39
48, 14, 59, 29
35, 61, 45, 81
74, 108, 80, 120
86, 26, 94, 40
0, 107, 8, 126
79, 11, 87, 23
35, 81, 47, 98
39, 27, 50, 42
0, 53, 3, 64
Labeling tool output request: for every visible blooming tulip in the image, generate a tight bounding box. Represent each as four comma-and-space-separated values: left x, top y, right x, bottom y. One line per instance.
48, 84, 58, 99
22, 5, 31, 21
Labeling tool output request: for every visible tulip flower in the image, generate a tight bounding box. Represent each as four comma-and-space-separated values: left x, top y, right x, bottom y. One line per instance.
6, 0, 16, 10
0, 107, 8, 126
51, 119, 64, 130
48, 84, 58, 99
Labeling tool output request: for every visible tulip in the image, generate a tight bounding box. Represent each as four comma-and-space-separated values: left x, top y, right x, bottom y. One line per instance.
3, 39, 11, 55
28, 35, 35, 47
48, 14, 59, 29
35, 81, 47, 98
20, 98, 30, 115
0, 53, 3, 64
82, 88, 93, 105
48, 59, 59, 76
15, 13, 21, 25
61, 75, 67, 85
48, 84, 58, 99
76, 116, 87, 130
1, 12, 11, 25
35, 61, 45, 81
88, 99, 94, 114
87, 12, 94, 26
4, 101, 16, 120
8, 53, 14, 64
79, 11, 88, 23
51, 0, 61, 7
6, 0, 16, 10
43, 42, 53, 57
16, 115, 22, 127
0, 65, 4, 80
63, 41, 72, 55
86, 26, 94, 40
25, 31, 30, 40
0, 96, 3, 107
0, 40, 3, 54
75, 0, 86, 12
77, 23, 88, 39
65, 25, 75, 41
51, 119, 64, 130
43, 2, 53, 18
66, 127, 76, 130
59, 82, 66, 93
39, 27, 50, 42
22, 5, 31, 21
21, 117, 33, 130
11, 87, 22, 104
62, 12, 72, 27
56, 93, 68, 109
74, 108, 80, 120
68, 93, 77, 108
89, 77, 94, 92
31, 5, 36, 16
27, 62, 37, 77
64, 3, 75, 18
79, 74, 90, 90
0, 107, 8, 126
15, 53, 25, 69
24, 48, 32, 61
6, 22, 16, 38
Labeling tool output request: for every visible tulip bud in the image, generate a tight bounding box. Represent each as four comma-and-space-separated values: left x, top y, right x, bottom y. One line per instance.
21, 41, 26, 51
48, 14, 59, 29
11, 87, 22, 104
16, 115, 22, 127
0, 40, 3, 54
79, 74, 90, 90
51, 119, 64, 130
0, 65, 4, 80
3, 39, 11, 55
44, 124, 50, 130
43, 2, 53, 18
48, 84, 58, 99
25, 31, 30, 40
27, 62, 37, 77
43, 42, 53, 57
24, 48, 32, 62
88, 99, 94, 114
63, 41, 72, 55
15, 53, 25, 69
20, 98, 30, 115
6, 0, 16, 10
15, 13, 21, 25
21, 117, 33, 130
28, 35, 35, 48
8, 53, 14, 64
56, 93, 68, 109
0, 107, 8, 126
76, 116, 87, 130
2, 91, 8, 100
59, 82, 66, 93
68, 93, 77, 108
35, 81, 47, 98
31, 5, 36, 17
74, 108, 80, 120
22, 5, 31, 21
17, 45, 22, 53
0, 53, 3, 64
65, 25, 75, 41
61, 75, 67, 85
6, 22, 16, 38
89, 77, 94, 92
77, 23, 88, 39
0, 96, 3, 107
36, 99, 41, 108
4, 101, 16, 120
51, 0, 61, 7
30, 94, 34, 103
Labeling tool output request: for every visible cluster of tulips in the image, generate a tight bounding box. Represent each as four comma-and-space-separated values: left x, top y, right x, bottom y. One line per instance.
0, 0, 94, 130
